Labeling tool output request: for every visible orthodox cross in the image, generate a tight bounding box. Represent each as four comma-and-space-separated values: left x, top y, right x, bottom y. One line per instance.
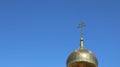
77, 21, 86, 38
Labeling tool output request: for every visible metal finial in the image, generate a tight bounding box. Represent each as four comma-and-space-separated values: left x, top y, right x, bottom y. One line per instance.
77, 21, 86, 48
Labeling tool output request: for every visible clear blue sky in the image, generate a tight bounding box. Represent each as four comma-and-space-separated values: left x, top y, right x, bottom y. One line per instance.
0, 0, 120, 67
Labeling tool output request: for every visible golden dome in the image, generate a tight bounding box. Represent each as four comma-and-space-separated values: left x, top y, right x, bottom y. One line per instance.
66, 38, 98, 67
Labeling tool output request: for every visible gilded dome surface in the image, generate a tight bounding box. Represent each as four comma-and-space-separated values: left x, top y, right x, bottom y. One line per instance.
67, 48, 98, 67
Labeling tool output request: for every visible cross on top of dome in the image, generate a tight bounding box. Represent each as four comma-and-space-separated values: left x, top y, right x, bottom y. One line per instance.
77, 21, 86, 38
77, 22, 86, 48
